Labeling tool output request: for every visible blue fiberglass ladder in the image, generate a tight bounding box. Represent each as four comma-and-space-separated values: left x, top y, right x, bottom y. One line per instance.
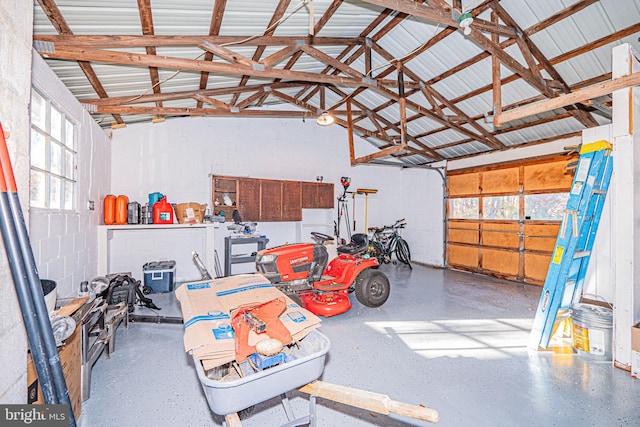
528, 140, 614, 350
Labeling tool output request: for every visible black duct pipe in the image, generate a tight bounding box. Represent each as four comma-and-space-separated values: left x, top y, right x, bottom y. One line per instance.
0, 188, 59, 404
0, 162, 59, 405
0, 123, 76, 426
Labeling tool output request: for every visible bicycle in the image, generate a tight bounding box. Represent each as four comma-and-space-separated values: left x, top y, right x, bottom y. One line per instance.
367, 219, 412, 269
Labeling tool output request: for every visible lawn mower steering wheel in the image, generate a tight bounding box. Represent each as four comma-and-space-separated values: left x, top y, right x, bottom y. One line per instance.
311, 232, 334, 244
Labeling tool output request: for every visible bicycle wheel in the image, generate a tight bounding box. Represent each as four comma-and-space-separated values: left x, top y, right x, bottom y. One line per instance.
368, 241, 386, 264
395, 237, 412, 269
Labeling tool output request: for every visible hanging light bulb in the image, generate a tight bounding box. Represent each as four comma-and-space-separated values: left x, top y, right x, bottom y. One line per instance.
457, 12, 473, 36
316, 111, 335, 126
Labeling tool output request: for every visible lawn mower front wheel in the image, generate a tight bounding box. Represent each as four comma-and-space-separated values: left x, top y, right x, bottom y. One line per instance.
354, 269, 390, 308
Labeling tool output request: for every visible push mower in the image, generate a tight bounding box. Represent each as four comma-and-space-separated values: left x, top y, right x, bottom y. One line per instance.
255, 232, 391, 317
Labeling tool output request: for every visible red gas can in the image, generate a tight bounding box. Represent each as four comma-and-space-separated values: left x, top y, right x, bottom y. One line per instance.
153, 196, 174, 224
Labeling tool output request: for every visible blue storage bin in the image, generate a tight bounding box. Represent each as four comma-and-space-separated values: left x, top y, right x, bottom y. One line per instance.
143, 260, 176, 293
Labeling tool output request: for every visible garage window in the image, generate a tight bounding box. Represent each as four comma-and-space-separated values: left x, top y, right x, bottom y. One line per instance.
524, 193, 569, 220
449, 198, 479, 219
30, 89, 77, 210
482, 195, 519, 220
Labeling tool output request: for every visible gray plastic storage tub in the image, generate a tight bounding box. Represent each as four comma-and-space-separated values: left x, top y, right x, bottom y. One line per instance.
194, 329, 330, 416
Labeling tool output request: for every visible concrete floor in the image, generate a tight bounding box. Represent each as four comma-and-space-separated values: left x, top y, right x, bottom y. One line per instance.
78, 264, 640, 426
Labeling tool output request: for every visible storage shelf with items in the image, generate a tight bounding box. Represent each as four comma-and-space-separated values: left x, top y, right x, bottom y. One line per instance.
212, 176, 238, 221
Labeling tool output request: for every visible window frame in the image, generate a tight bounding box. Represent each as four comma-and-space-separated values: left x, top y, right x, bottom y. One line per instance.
30, 88, 78, 211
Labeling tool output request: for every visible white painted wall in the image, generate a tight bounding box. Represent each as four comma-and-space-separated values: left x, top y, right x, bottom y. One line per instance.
109, 116, 446, 280
0, 0, 33, 404
29, 53, 112, 298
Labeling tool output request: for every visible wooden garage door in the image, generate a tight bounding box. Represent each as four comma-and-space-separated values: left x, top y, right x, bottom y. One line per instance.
446, 155, 573, 286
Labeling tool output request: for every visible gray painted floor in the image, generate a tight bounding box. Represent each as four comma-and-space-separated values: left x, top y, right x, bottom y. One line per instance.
78, 264, 640, 426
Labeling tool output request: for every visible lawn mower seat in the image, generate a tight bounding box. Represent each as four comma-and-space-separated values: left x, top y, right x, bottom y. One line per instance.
337, 233, 369, 255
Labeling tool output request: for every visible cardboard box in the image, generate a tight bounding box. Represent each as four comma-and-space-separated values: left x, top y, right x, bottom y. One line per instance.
632, 322, 640, 379
175, 273, 322, 370
174, 202, 206, 224
27, 325, 82, 419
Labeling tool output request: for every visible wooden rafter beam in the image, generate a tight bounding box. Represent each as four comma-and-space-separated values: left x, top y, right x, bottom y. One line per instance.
490, 2, 597, 128
495, 71, 640, 125
231, 0, 292, 105
424, 0, 599, 87
358, 0, 513, 37
137, 0, 162, 113
36, 0, 124, 124
200, 42, 262, 68
80, 82, 303, 106
193, 94, 230, 110
92, 106, 319, 118
369, 43, 506, 150
36, 46, 370, 87
33, 34, 365, 48
197, 0, 227, 108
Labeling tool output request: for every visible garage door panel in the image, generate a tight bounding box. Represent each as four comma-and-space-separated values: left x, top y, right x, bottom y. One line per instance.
448, 222, 479, 244
448, 244, 478, 268
482, 248, 519, 276
524, 253, 552, 283
524, 223, 560, 251
482, 222, 520, 248
524, 161, 573, 191
449, 173, 480, 196
482, 168, 519, 193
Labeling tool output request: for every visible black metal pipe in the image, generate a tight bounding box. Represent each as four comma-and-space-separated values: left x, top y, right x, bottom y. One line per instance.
7, 191, 77, 425
0, 188, 59, 404
0, 124, 76, 426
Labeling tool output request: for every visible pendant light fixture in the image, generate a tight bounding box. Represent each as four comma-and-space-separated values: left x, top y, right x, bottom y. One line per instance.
316, 86, 335, 126
316, 111, 335, 126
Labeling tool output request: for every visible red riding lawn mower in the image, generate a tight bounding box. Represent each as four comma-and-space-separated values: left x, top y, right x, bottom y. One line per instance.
255, 232, 391, 317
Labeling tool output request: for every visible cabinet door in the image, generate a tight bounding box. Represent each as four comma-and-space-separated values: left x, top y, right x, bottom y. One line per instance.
238, 178, 260, 222
317, 183, 335, 208
282, 181, 302, 221
260, 180, 282, 222
301, 182, 317, 208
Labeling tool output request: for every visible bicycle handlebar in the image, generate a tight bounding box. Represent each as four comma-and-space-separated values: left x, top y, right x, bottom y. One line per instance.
368, 219, 406, 233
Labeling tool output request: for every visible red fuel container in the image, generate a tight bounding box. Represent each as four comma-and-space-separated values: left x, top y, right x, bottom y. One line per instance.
153, 196, 174, 224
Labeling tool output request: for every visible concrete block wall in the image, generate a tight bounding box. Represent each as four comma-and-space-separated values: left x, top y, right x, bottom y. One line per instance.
29, 53, 112, 298
109, 115, 446, 278
0, 0, 34, 404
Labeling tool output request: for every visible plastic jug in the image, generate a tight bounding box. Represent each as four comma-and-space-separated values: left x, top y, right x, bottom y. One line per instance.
153, 196, 174, 224
149, 192, 163, 206
103, 195, 116, 225
115, 195, 129, 225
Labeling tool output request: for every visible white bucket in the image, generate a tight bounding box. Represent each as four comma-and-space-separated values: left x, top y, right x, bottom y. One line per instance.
570, 303, 613, 361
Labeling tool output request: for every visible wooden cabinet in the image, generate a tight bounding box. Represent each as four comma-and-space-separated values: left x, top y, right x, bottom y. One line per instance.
302, 182, 335, 209
212, 176, 238, 220
212, 175, 332, 222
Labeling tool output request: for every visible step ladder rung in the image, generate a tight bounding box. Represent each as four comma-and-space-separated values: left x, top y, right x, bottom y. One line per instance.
573, 251, 591, 258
